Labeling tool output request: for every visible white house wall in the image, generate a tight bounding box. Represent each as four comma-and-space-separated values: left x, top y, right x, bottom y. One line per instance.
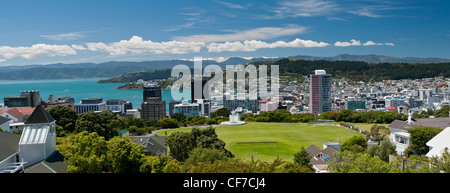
44, 130, 56, 158
20, 144, 45, 168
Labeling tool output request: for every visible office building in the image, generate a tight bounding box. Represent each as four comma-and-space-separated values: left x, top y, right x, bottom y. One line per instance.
141, 97, 166, 120
309, 70, 332, 115
46, 95, 75, 108
173, 100, 201, 117
4, 90, 40, 107
169, 100, 182, 117
4, 96, 28, 107
143, 83, 162, 101
74, 97, 106, 114
141, 83, 166, 120
345, 98, 366, 111
106, 99, 127, 114
223, 93, 259, 113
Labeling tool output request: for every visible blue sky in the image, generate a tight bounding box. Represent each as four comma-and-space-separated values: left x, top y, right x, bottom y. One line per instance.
0, 0, 449, 66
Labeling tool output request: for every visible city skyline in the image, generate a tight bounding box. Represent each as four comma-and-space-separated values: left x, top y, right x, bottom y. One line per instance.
0, 0, 449, 66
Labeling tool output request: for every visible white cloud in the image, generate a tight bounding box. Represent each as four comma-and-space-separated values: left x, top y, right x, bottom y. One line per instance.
334, 39, 361, 47
40, 32, 85, 41
335, 39, 395, 47
215, 0, 247, 10
173, 25, 307, 42
349, 7, 384, 18
0, 44, 77, 61
270, 0, 339, 18
363, 40, 382, 46
85, 36, 206, 55
207, 38, 329, 52
363, 41, 395, 46
162, 22, 195, 32
71, 44, 87, 50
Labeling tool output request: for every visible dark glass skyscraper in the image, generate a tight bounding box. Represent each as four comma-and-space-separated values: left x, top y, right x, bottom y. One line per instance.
143, 83, 162, 101
141, 83, 166, 120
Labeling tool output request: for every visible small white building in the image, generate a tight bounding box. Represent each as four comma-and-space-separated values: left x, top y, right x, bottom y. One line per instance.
0, 105, 66, 173
389, 112, 450, 155
106, 99, 126, 114
173, 100, 201, 117
19, 105, 57, 168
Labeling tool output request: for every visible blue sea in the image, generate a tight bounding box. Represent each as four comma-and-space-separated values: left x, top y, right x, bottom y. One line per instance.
0, 78, 190, 112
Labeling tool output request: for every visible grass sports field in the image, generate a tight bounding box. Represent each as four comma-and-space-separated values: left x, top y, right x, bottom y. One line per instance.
157, 122, 362, 162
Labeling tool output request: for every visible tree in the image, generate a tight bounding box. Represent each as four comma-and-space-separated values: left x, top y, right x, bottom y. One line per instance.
369, 125, 390, 142
368, 140, 397, 162
75, 110, 126, 140
405, 126, 442, 156
327, 151, 400, 173
434, 105, 450, 118
191, 126, 234, 158
60, 131, 109, 173
171, 112, 186, 123
212, 108, 231, 118
158, 117, 179, 128
293, 146, 312, 169
181, 148, 229, 172
429, 147, 450, 173
107, 136, 145, 173
139, 157, 156, 173
47, 105, 77, 136
59, 131, 147, 173
166, 131, 196, 162
341, 135, 367, 152
166, 126, 233, 162
163, 159, 181, 173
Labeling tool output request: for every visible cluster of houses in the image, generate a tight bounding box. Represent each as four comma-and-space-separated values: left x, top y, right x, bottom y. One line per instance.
0, 105, 167, 173
305, 112, 450, 173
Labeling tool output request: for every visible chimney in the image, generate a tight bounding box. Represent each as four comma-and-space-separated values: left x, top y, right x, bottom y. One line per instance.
407, 110, 413, 125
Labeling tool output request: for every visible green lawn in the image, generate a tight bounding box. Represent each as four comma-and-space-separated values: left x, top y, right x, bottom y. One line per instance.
350, 123, 390, 132
157, 122, 362, 162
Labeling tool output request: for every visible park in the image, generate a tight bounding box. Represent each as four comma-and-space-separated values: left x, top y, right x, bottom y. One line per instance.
157, 121, 363, 162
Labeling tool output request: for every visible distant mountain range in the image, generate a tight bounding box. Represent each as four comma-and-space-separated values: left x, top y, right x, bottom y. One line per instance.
287, 54, 450, 64
0, 54, 449, 80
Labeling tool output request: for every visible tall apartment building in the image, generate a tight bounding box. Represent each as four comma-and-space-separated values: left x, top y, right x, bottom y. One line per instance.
141, 83, 166, 120
309, 70, 332, 115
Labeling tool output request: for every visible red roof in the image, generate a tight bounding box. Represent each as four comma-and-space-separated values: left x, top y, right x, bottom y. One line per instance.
386, 106, 396, 110
0, 107, 35, 119
14, 107, 35, 115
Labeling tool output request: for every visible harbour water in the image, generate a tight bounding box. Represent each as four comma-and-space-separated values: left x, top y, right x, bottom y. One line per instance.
0, 78, 190, 112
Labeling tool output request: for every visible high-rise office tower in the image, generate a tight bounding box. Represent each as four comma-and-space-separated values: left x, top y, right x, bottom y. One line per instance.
143, 83, 162, 101
309, 70, 332, 115
141, 83, 166, 120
